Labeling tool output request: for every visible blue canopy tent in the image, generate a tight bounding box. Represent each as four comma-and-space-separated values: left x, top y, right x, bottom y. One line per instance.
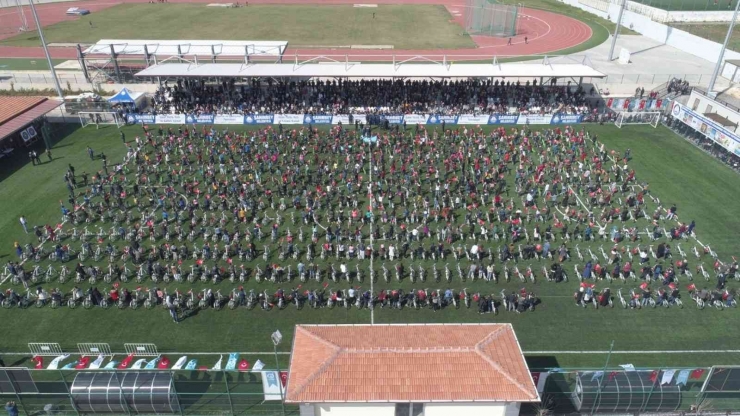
108, 88, 144, 105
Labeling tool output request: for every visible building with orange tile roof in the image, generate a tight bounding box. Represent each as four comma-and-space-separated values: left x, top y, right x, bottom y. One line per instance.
285, 323, 539, 416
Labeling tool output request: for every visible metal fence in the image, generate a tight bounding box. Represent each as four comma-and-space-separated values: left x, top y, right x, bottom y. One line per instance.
0, 368, 296, 416
464, 0, 519, 37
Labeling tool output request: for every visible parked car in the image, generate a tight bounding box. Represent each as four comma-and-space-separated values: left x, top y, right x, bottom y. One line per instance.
66, 7, 90, 16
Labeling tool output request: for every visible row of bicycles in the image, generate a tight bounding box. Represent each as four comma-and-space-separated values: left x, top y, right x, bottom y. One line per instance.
0, 285, 539, 314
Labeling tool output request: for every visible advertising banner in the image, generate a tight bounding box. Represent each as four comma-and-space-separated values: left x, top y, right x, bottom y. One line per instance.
402, 114, 427, 125
671, 102, 740, 153
488, 114, 518, 125
426, 114, 458, 125
273, 114, 303, 125
517, 114, 553, 125
126, 114, 155, 124
213, 114, 246, 125
185, 114, 214, 124
457, 114, 490, 125
244, 114, 274, 124
261, 371, 283, 401
302, 114, 333, 124
154, 114, 186, 124
550, 114, 583, 124
380, 115, 404, 124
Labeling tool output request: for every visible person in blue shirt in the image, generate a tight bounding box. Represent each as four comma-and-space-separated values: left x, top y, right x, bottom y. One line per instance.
5, 401, 18, 416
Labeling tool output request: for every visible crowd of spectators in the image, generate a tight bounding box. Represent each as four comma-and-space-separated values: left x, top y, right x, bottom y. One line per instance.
149, 78, 595, 116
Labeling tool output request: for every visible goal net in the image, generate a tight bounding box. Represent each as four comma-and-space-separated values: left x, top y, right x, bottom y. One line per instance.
79, 112, 124, 129
615, 111, 661, 128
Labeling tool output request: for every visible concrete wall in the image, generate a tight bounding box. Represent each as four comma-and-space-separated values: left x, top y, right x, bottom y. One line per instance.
560, 0, 740, 63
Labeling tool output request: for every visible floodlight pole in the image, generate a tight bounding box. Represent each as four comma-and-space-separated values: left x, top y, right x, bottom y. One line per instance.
272, 331, 286, 416
608, 0, 627, 61
28, 0, 64, 100
707, 0, 740, 96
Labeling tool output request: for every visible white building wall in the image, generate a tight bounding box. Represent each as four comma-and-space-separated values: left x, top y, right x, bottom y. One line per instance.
424, 402, 508, 416
305, 403, 395, 416
687, 90, 740, 132
301, 402, 522, 416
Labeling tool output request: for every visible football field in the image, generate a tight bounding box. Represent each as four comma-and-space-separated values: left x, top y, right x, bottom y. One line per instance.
0, 4, 475, 50
0, 122, 739, 375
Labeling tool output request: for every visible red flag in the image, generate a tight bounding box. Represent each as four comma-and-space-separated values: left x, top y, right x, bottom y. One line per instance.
639, 100, 646, 110
608, 371, 619, 381
280, 371, 288, 387
607, 98, 614, 108
649, 370, 658, 382
238, 359, 250, 371
531, 372, 541, 385
624, 99, 630, 109
656, 99, 663, 108
691, 369, 705, 379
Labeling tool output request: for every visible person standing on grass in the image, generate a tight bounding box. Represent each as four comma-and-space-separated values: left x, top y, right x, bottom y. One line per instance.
5, 401, 18, 416
46, 148, 52, 162
166, 293, 178, 323
28, 151, 35, 166
87, 146, 94, 160
19, 216, 28, 234
120, 131, 126, 143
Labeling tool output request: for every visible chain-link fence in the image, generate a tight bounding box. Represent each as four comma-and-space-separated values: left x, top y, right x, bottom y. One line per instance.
464, 0, 519, 37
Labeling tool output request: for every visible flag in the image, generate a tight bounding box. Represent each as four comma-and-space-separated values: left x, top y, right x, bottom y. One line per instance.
252, 359, 265, 371
591, 371, 604, 382
620, 364, 636, 371
661, 369, 677, 385
691, 368, 705, 379
606, 98, 614, 108
608, 371, 619, 381
676, 369, 690, 386
649, 370, 658, 382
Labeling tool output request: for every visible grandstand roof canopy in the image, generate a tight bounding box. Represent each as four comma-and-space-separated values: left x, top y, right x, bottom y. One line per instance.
135, 62, 605, 79
0, 97, 62, 143
83, 40, 288, 57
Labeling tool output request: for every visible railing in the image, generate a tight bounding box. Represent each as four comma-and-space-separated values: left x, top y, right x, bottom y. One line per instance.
691, 86, 740, 114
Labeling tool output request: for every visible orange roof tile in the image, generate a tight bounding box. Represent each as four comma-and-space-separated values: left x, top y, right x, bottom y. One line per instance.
0, 97, 47, 126
285, 324, 539, 403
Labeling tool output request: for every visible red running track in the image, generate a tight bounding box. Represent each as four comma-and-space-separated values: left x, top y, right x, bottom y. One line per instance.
0, 0, 592, 61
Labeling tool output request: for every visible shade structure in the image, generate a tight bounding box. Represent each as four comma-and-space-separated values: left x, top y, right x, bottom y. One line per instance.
70, 372, 179, 414
573, 371, 681, 413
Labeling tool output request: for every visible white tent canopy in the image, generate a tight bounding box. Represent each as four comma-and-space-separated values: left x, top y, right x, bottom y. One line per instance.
135, 62, 605, 79
84, 40, 288, 57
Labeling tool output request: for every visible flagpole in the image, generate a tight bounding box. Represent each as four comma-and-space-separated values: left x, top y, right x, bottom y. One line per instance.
28, 0, 64, 100
590, 340, 615, 415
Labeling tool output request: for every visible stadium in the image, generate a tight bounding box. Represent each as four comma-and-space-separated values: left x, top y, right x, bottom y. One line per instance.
0, 0, 740, 414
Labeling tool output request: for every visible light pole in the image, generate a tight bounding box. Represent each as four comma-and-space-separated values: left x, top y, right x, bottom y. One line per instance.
608, 0, 627, 61
28, 0, 64, 100
707, 0, 740, 96
271, 330, 287, 416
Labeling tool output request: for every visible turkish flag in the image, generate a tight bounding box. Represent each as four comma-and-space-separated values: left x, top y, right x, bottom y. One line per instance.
691, 369, 706, 379
32, 356, 43, 369
280, 371, 288, 387
624, 99, 630, 109
238, 359, 250, 371
639, 100, 646, 110
607, 98, 614, 108
649, 370, 659, 382
157, 356, 171, 369
118, 354, 134, 369
531, 372, 541, 385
